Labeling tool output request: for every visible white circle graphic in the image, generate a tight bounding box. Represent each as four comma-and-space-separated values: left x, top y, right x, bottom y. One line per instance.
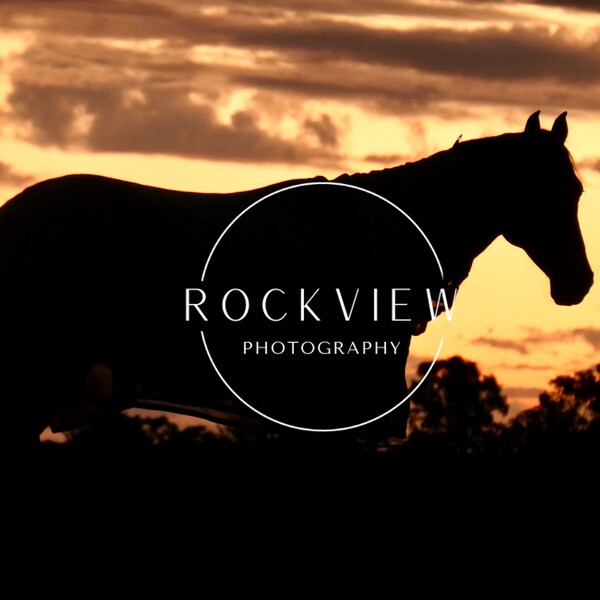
200, 181, 446, 432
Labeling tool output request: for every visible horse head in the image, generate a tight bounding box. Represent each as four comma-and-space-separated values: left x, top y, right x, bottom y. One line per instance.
499, 111, 593, 306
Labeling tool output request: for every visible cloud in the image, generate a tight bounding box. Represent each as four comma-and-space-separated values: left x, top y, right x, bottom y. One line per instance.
528, 0, 600, 11
475, 327, 600, 356
4, 0, 600, 164
472, 336, 529, 354
9, 81, 340, 164
303, 114, 338, 148
0, 162, 33, 186
232, 23, 600, 83
521, 327, 600, 351
581, 158, 600, 173
363, 154, 407, 164
503, 386, 543, 398
492, 363, 555, 371
572, 328, 600, 351
0, 1, 189, 40
473, 0, 600, 11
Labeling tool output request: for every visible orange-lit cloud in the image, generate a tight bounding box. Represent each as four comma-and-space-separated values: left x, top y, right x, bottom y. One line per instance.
473, 337, 530, 354
3, 0, 600, 165
474, 327, 600, 355
0, 161, 32, 185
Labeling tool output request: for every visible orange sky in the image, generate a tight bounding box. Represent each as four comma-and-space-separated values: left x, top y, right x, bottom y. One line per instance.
0, 0, 599, 432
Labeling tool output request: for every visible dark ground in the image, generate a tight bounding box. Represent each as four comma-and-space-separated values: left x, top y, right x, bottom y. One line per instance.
2, 433, 599, 598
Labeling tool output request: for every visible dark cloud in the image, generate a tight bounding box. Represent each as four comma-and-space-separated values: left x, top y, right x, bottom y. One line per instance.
303, 114, 338, 148
0, 162, 33, 186
230, 23, 600, 83
520, 329, 567, 345
235, 62, 600, 114
489, 327, 600, 353
10, 37, 206, 89
528, 0, 600, 11
232, 72, 427, 110
521, 328, 586, 347
466, 0, 600, 11
363, 154, 407, 164
9, 82, 339, 164
472, 337, 529, 354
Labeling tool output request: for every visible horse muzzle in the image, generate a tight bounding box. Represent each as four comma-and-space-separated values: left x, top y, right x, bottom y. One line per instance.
551, 269, 594, 306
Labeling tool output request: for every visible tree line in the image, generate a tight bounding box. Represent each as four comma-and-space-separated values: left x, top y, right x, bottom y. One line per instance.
409, 356, 600, 453
55, 356, 600, 454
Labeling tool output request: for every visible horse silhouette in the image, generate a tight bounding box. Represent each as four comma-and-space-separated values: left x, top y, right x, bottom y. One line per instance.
0, 111, 593, 447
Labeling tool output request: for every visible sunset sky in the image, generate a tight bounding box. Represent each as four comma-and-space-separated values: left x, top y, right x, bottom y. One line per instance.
1, 0, 599, 428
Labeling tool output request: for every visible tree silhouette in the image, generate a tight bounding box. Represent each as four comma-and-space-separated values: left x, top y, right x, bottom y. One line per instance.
510, 364, 600, 445
409, 355, 508, 449
63, 412, 149, 446
62, 411, 231, 453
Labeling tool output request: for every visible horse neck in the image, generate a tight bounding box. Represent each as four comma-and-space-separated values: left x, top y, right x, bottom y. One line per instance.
333, 148, 503, 286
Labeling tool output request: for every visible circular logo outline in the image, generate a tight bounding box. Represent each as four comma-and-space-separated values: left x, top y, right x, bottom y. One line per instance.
201, 181, 446, 433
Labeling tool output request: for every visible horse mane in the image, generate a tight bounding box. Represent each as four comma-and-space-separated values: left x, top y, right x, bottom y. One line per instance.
334, 129, 582, 198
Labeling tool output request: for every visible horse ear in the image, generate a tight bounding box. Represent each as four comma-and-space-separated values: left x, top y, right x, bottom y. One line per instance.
524, 110, 541, 133
551, 111, 568, 144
